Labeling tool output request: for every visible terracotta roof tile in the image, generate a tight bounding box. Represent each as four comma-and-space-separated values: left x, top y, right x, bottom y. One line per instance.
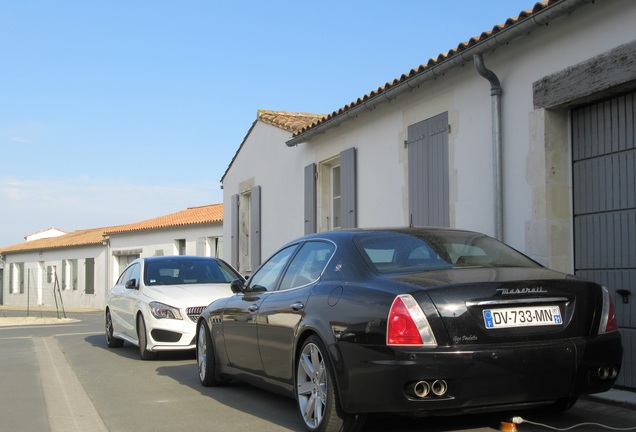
105, 203, 223, 235
0, 203, 223, 255
291, 0, 556, 139
220, 110, 325, 183
0, 227, 110, 254
257, 110, 326, 133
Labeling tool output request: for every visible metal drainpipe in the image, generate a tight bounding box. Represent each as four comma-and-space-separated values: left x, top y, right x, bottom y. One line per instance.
473, 54, 503, 241
103, 236, 110, 302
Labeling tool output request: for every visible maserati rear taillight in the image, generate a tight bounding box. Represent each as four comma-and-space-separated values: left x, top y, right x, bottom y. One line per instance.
387, 294, 437, 347
598, 286, 618, 334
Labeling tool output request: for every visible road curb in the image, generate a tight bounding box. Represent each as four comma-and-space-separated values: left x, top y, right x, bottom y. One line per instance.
584, 389, 636, 410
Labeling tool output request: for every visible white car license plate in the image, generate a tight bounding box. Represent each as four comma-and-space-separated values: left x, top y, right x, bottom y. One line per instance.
483, 306, 562, 329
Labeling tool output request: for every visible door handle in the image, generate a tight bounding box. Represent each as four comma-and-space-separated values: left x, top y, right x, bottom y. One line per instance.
248, 304, 259, 313
291, 302, 305, 312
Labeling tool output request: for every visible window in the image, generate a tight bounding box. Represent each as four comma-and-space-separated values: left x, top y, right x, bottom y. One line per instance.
354, 231, 538, 274
279, 241, 335, 291
85, 258, 95, 294
117, 255, 138, 277
46, 265, 55, 284
128, 263, 140, 286
307, 148, 356, 234
248, 244, 299, 292
331, 165, 341, 229
144, 258, 240, 286
10, 262, 24, 294
176, 239, 186, 255
231, 185, 261, 273
116, 265, 133, 286
196, 236, 222, 257
63, 259, 78, 290
319, 157, 341, 231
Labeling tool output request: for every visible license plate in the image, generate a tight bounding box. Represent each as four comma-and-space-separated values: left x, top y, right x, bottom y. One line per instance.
483, 306, 562, 329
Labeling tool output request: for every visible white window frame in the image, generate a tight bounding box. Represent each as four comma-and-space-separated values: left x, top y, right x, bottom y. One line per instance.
319, 156, 341, 232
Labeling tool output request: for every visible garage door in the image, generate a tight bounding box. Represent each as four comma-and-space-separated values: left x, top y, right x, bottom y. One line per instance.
572, 92, 636, 389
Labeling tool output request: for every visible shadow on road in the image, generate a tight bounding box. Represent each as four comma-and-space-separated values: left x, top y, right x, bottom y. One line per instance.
85, 333, 197, 361
83, 334, 634, 432
152, 359, 519, 432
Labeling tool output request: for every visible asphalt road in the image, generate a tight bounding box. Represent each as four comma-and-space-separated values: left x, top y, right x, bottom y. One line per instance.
0, 310, 635, 432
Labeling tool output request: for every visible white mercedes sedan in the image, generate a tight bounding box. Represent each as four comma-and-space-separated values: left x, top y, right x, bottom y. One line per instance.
105, 255, 242, 360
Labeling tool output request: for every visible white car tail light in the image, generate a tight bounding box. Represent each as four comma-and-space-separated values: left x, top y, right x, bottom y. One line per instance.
598, 286, 618, 334
387, 294, 437, 347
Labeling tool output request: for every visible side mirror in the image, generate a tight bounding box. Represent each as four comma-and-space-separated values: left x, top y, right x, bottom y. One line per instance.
230, 278, 245, 293
125, 279, 138, 289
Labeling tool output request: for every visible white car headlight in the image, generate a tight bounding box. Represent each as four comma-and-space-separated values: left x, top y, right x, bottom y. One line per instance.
149, 302, 183, 320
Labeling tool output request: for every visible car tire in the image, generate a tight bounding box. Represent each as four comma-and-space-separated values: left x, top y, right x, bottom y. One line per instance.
197, 321, 226, 387
549, 396, 578, 413
137, 315, 156, 360
296, 335, 366, 432
105, 309, 124, 348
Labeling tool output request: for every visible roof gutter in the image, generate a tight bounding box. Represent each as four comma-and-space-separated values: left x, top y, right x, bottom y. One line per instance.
286, 0, 594, 147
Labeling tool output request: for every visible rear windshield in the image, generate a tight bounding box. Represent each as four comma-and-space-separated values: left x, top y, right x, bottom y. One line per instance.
144, 259, 239, 285
353, 231, 540, 274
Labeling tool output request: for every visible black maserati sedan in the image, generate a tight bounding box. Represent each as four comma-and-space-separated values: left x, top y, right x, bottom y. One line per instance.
196, 228, 622, 432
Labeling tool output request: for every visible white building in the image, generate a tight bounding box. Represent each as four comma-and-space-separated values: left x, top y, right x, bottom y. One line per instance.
0, 204, 224, 311
222, 0, 636, 389
25, 228, 68, 242
221, 109, 325, 275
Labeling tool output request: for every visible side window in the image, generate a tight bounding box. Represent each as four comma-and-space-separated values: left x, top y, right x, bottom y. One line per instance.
279, 241, 335, 290
248, 244, 299, 292
128, 263, 141, 286
116, 266, 132, 286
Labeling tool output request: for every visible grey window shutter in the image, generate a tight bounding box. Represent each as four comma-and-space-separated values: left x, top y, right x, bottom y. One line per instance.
408, 112, 449, 227
304, 163, 317, 234
231, 194, 239, 269
250, 186, 261, 270
340, 147, 357, 228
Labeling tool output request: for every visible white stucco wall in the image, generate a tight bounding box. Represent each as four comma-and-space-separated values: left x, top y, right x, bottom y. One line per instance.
108, 223, 223, 284
1, 223, 224, 310
222, 1, 636, 272
222, 122, 308, 262
2, 246, 107, 310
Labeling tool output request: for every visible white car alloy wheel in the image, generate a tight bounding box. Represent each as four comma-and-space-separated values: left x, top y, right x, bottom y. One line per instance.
105, 310, 124, 348
137, 315, 156, 360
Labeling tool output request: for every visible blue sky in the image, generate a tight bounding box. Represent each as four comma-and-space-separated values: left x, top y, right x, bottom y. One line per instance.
0, 0, 534, 247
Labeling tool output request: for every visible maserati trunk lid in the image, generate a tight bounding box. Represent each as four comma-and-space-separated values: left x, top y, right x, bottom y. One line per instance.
393, 268, 600, 346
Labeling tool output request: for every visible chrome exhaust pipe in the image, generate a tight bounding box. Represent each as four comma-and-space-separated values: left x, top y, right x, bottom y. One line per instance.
431, 380, 448, 396
405, 381, 430, 398
597, 366, 619, 380
413, 381, 430, 398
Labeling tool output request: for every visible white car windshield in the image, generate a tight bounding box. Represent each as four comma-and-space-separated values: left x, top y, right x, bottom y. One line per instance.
144, 259, 238, 285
